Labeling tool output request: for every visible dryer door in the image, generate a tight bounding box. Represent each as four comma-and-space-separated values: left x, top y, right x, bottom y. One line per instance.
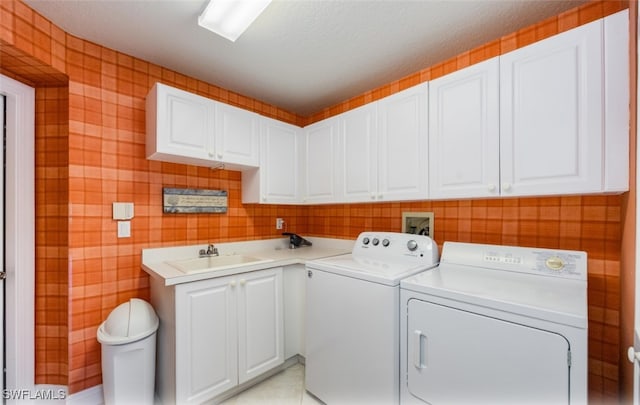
407, 299, 570, 404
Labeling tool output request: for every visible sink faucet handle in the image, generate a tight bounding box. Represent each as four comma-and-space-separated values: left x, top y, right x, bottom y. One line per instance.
207, 244, 218, 256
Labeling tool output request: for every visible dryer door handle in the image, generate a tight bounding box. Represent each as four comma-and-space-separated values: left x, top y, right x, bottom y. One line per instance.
413, 330, 427, 370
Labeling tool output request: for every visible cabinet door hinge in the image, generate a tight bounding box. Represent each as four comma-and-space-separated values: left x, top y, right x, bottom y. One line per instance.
567, 350, 572, 367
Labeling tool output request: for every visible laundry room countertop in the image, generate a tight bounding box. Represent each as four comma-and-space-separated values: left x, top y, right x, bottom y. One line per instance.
142, 237, 353, 286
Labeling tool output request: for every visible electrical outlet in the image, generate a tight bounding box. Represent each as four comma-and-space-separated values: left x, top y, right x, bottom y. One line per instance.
276, 218, 284, 230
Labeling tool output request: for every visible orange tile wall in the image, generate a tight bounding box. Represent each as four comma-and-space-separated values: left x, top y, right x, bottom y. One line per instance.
35, 85, 69, 385
0, 0, 631, 402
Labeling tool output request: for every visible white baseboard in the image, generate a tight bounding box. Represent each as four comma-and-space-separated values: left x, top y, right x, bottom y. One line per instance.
65, 385, 103, 405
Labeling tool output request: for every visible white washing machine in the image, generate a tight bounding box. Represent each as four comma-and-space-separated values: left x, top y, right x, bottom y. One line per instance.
305, 232, 439, 405
400, 242, 588, 405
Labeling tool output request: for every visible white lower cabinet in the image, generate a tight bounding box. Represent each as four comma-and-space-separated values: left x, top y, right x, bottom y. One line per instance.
152, 267, 284, 404
283, 264, 306, 359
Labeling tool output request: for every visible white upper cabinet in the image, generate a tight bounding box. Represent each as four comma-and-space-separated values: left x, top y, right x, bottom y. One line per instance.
146, 83, 260, 170
302, 116, 341, 203
340, 103, 378, 202
376, 83, 429, 201
428, 58, 500, 199
146, 83, 215, 164
428, 10, 628, 200
499, 17, 604, 197
603, 9, 629, 192
339, 84, 428, 203
148, 11, 628, 204
242, 117, 303, 204
215, 103, 260, 168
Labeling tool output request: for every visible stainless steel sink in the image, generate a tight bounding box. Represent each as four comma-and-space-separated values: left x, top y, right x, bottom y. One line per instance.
166, 255, 271, 273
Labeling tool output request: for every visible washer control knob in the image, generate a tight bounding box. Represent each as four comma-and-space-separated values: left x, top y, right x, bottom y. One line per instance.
545, 256, 565, 271
362, 237, 370, 245
407, 240, 418, 251
382, 239, 390, 247
372, 238, 379, 246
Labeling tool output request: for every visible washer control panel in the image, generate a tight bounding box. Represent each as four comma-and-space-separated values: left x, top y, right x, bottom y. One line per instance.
442, 241, 587, 280
354, 232, 439, 265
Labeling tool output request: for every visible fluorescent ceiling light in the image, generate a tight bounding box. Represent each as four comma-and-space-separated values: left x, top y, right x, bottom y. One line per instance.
198, 0, 272, 42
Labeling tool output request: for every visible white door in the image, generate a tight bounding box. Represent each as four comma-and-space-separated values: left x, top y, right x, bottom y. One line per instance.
340, 103, 378, 202
303, 117, 339, 203
631, 12, 640, 402
176, 277, 238, 404
1, 74, 35, 397
0, 94, 4, 396
377, 83, 429, 201
500, 18, 603, 197
260, 118, 301, 203
215, 102, 259, 167
407, 299, 570, 404
429, 58, 500, 199
157, 83, 215, 160
237, 268, 284, 384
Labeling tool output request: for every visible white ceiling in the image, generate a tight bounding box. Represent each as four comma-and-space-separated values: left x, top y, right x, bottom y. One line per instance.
25, 0, 588, 116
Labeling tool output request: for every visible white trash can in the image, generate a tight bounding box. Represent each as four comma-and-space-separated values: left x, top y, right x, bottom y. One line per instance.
97, 298, 159, 405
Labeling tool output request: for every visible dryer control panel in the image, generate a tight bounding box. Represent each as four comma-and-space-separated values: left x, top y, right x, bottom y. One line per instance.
441, 242, 587, 281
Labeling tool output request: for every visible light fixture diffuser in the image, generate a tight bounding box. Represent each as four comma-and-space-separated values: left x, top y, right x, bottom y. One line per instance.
198, 0, 272, 42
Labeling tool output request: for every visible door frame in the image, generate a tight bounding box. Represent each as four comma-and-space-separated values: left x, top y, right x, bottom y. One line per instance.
1, 74, 35, 393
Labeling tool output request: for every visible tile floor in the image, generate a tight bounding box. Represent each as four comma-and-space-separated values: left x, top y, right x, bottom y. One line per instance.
221, 364, 323, 405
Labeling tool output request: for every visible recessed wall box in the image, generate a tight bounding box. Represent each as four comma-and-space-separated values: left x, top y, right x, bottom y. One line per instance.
113, 202, 134, 220
402, 212, 434, 238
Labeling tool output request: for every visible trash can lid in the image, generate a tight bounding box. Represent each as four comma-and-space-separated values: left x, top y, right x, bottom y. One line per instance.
97, 298, 159, 345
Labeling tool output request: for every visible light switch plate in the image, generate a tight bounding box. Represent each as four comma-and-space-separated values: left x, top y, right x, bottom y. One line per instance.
113, 202, 134, 220
117, 221, 131, 238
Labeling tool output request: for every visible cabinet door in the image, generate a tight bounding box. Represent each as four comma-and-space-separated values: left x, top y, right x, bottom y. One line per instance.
237, 268, 284, 384
500, 18, 603, 197
429, 58, 500, 199
377, 83, 429, 201
340, 103, 378, 202
303, 117, 340, 203
260, 118, 302, 203
176, 276, 238, 403
215, 102, 260, 168
603, 9, 629, 192
147, 83, 215, 163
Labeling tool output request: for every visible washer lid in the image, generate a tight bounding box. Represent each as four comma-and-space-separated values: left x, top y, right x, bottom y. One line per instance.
401, 264, 587, 328
307, 254, 438, 286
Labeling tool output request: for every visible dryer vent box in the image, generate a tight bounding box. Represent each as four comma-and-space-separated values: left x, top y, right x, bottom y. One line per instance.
402, 212, 434, 238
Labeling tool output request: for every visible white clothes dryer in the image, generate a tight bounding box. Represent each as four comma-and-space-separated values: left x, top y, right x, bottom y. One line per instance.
306, 232, 439, 405
400, 242, 588, 405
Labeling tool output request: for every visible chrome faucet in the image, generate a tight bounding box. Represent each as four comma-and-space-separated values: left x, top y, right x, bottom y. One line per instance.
199, 244, 219, 257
